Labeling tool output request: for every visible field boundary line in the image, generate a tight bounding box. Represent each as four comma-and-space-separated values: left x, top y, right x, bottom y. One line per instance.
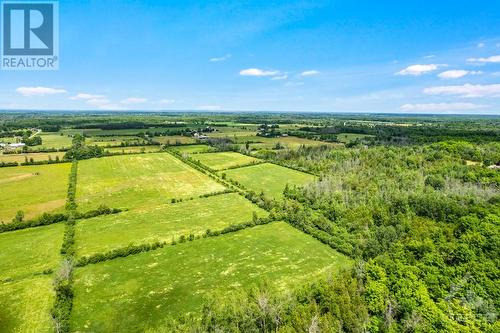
75, 216, 274, 267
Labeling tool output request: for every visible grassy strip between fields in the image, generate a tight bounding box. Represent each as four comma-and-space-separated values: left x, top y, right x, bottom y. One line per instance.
75, 215, 273, 267
51, 160, 77, 333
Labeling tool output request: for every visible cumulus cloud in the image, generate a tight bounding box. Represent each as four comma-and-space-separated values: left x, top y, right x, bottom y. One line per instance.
271, 74, 288, 80
400, 102, 488, 112
396, 64, 444, 76
301, 70, 320, 77
209, 54, 231, 62
423, 84, 500, 98
16, 86, 66, 96
70, 93, 105, 100
437, 70, 482, 79
467, 55, 500, 64
120, 97, 148, 104
239, 68, 280, 77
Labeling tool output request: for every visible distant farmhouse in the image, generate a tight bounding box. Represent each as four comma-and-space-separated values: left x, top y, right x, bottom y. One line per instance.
0, 142, 26, 150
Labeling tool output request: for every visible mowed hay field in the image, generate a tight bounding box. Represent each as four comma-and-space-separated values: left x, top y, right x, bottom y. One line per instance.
75, 193, 268, 257
173, 144, 215, 154
0, 163, 70, 222
221, 163, 316, 199
0, 223, 64, 281
39, 133, 73, 149
153, 135, 196, 144
0, 151, 65, 164
104, 145, 161, 154
247, 136, 336, 149
0, 275, 55, 333
192, 152, 261, 170
71, 222, 351, 332
76, 153, 226, 211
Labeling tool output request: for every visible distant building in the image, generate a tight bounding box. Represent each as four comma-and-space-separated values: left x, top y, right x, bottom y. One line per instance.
8, 143, 25, 148
487, 164, 500, 170
193, 133, 209, 140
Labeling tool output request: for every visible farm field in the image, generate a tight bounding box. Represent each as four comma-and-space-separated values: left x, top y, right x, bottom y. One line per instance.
221, 163, 316, 199
0, 223, 64, 281
0, 151, 65, 163
192, 152, 261, 170
38, 133, 73, 149
0, 275, 55, 333
0, 163, 70, 222
153, 135, 196, 144
336, 133, 374, 143
172, 144, 215, 154
75, 193, 268, 257
104, 145, 161, 153
76, 153, 226, 211
247, 136, 335, 149
71, 222, 351, 332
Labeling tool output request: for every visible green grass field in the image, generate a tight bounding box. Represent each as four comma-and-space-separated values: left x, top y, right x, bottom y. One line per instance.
104, 145, 161, 153
192, 152, 261, 170
153, 135, 196, 144
336, 133, 374, 143
0, 152, 65, 164
172, 144, 215, 154
0, 275, 54, 333
38, 133, 73, 149
76, 153, 226, 211
75, 193, 268, 257
71, 222, 351, 332
246, 136, 336, 150
0, 163, 70, 222
221, 163, 316, 199
0, 223, 64, 281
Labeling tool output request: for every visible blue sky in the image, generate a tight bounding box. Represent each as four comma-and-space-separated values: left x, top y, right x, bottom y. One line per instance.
1, 0, 500, 114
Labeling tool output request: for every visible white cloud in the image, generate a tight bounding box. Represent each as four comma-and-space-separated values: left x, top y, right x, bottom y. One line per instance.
423, 55, 436, 59
239, 68, 280, 77
301, 70, 320, 77
396, 64, 444, 76
271, 74, 288, 80
209, 54, 231, 62
400, 102, 488, 112
467, 55, 500, 64
477, 42, 485, 48
198, 105, 221, 110
437, 70, 482, 79
120, 97, 148, 104
16, 86, 66, 97
424, 84, 500, 98
70, 93, 105, 100
158, 99, 175, 105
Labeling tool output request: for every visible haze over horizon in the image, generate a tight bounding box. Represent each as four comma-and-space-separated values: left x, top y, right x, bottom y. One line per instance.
1, 0, 500, 114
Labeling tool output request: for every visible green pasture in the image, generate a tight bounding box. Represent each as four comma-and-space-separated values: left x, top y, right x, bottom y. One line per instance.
0, 223, 64, 281
71, 222, 351, 332
75, 193, 267, 257
76, 153, 225, 211
221, 163, 316, 199
153, 135, 196, 144
0, 152, 65, 164
0, 275, 54, 333
172, 144, 215, 154
38, 133, 72, 149
192, 152, 261, 170
336, 133, 374, 143
104, 145, 161, 153
0, 163, 70, 222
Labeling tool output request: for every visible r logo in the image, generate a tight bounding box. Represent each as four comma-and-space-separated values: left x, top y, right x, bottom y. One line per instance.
1, 1, 58, 70
3, 3, 53, 55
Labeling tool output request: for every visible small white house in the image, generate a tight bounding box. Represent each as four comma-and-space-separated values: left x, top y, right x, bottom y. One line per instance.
8, 143, 25, 148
